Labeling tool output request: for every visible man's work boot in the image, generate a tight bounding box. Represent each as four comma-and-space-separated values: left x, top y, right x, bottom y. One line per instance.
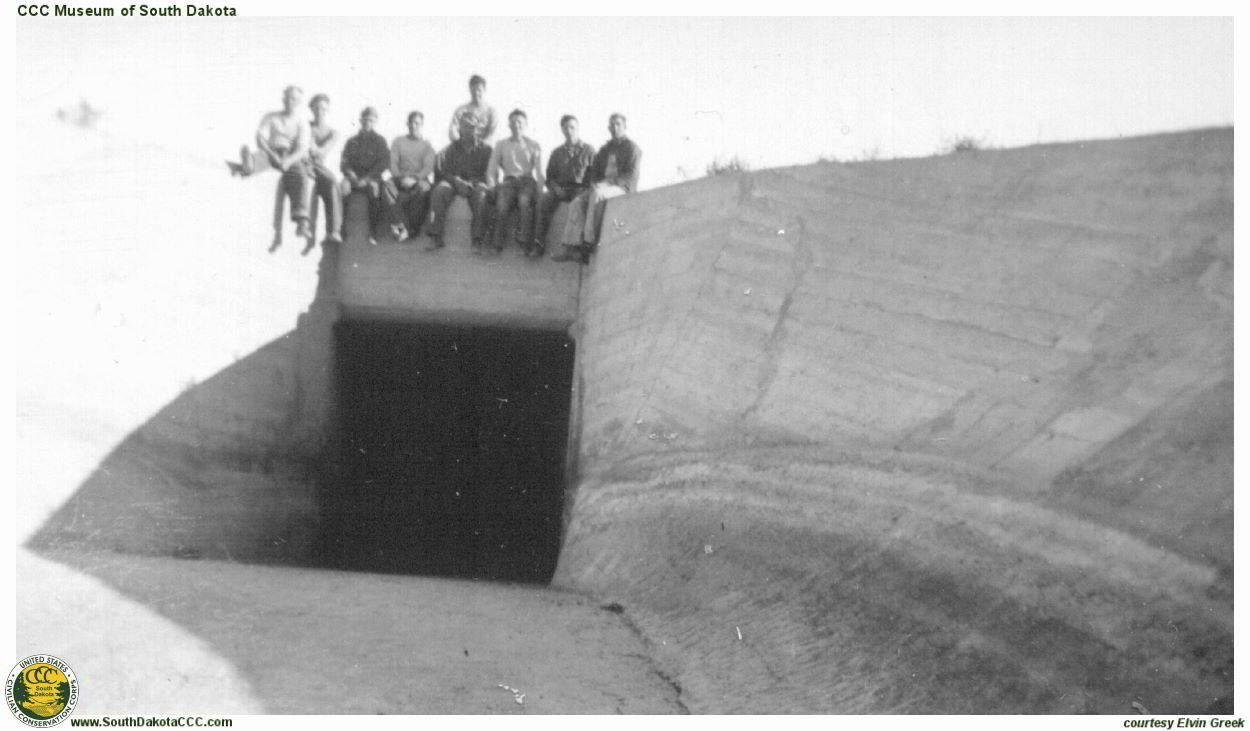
295, 220, 313, 241
424, 236, 444, 252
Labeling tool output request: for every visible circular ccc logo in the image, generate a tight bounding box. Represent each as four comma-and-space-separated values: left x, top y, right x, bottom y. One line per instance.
6, 655, 79, 727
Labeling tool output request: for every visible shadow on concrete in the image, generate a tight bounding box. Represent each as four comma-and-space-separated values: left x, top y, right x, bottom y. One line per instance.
27, 333, 319, 566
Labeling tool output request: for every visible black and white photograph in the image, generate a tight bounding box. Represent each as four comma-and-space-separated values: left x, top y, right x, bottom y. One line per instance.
9, 8, 1236, 724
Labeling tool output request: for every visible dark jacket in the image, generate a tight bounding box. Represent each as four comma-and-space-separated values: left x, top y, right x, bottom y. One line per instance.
545, 140, 597, 198
340, 130, 390, 181
435, 138, 492, 185
588, 137, 641, 193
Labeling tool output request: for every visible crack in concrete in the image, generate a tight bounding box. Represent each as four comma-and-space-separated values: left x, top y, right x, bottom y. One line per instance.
600, 602, 691, 714
742, 213, 812, 420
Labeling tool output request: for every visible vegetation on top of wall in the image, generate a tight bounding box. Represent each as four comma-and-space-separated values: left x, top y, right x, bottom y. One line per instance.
706, 156, 750, 177
947, 135, 987, 153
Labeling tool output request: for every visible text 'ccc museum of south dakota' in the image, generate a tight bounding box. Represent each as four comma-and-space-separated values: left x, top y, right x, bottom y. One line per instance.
16, 4, 238, 16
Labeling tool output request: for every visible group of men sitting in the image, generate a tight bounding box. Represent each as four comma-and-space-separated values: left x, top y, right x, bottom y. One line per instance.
229, 75, 642, 263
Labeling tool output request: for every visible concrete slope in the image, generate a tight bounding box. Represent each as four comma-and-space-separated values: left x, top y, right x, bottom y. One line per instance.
556, 128, 1232, 712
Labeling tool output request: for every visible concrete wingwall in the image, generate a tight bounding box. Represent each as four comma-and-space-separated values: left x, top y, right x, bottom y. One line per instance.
553, 128, 1232, 712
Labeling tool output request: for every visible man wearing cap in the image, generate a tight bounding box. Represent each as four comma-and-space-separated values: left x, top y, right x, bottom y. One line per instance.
485, 109, 543, 256
426, 114, 493, 251
307, 93, 343, 246
339, 106, 391, 244
448, 74, 498, 144
533, 114, 596, 256
385, 110, 436, 242
228, 85, 315, 249
553, 113, 642, 262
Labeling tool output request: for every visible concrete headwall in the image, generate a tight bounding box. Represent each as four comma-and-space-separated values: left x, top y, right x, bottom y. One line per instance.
555, 128, 1232, 712
336, 195, 583, 329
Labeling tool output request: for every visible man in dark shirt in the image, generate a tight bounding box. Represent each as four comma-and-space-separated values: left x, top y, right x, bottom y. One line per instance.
426, 114, 493, 251
532, 114, 596, 257
553, 113, 642, 262
339, 106, 390, 245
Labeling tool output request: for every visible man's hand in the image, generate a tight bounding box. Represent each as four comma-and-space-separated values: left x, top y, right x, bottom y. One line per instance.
453, 177, 471, 197
399, 175, 417, 189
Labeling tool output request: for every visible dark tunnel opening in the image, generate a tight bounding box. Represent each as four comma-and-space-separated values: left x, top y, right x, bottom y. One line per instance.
317, 320, 575, 583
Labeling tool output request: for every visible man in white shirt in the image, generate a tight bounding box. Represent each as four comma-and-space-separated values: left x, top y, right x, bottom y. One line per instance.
385, 110, 436, 243
485, 109, 543, 256
448, 74, 498, 144
228, 85, 315, 250
307, 93, 342, 247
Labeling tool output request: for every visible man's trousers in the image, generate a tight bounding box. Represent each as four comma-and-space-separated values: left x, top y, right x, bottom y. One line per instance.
428, 181, 490, 245
384, 179, 432, 236
580, 183, 627, 245
312, 171, 342, 239
490, 176, 538, 249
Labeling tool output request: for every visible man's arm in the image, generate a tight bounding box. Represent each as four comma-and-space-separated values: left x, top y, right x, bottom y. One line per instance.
278, 119, 310, 171
545, 150, 564, 198
485, 142, 502, 187
340, 138, 360, 183
433, 148, 447, 183
468, 145, 492, 187
309, 127, 336, 168
529, 140, 545, 189
448, 106, 463, 143
366, 137, 390, 181
619, 143, 641, 193
389, 138, 404, 181
587, 146, 606, 185
440, 146, 469, 193
481, 106, 497, 141
254, 113, 281, 165
417, 143, 436, 185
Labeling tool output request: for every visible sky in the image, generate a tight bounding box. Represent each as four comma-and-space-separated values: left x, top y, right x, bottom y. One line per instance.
15, 15, 1233, 189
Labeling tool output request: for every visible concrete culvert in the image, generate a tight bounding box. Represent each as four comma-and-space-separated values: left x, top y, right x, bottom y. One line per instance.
22, 128, 1232, 714
322, 320, 574, 581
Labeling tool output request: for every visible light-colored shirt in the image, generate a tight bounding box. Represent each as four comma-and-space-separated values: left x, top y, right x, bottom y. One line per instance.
308, 121, 339, 178
256, 111, 309, 155
486, 136, 543, 187
448, 102, 498, 142
390, 135, 436, 183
